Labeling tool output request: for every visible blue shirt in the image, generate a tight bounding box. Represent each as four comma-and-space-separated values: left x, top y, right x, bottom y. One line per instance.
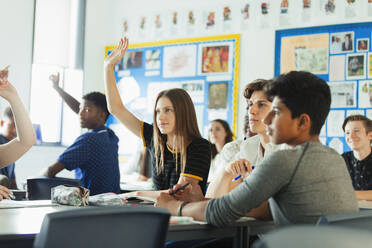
58, 126, 120, 195
0, 135, 15, 181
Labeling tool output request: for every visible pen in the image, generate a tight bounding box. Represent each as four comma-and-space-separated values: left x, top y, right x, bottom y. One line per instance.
170, 182, 190, 196
232, 166, 255, 182
8, 192, 15, 200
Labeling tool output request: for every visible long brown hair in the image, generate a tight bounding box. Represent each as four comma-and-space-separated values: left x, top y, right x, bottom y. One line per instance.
153, 88, 201, 174
208, 119, 233, 159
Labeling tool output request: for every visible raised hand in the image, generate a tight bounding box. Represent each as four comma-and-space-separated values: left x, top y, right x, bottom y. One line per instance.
0, 66, 17, 101
49, 72, 60, 89
104, 37, 129, 67
0, 65, 10, 83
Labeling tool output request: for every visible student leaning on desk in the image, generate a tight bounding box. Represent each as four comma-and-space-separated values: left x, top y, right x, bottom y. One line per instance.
104, 37, 211, 199
0, 66, 36, 200
156, 71, 359, 227
342, 115, 372, 200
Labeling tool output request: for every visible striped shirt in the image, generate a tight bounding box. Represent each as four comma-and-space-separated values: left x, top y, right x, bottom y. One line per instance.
141, 122, 211, 193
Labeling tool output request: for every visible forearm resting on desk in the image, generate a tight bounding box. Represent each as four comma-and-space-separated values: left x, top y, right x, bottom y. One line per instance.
43, 162, 65, 177
246, 201, 272, 220
355, 190, 372, 201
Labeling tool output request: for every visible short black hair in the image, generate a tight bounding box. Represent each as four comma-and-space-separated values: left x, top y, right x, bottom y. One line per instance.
264, 71, 331, 135
82, 92, 110, 121
342, 115, 372, 133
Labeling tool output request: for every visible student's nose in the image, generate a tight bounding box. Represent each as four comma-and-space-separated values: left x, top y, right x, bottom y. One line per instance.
249, 104, 257, 115
157, 111, 165, 121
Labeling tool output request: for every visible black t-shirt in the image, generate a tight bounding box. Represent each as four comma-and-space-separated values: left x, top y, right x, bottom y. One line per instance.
342, 151, 372, 190
141, 122, 211, 193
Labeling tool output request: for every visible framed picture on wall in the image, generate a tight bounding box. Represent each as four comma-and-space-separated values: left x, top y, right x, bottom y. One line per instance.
368, 53, 372, 78
198, 41, 233, 75
346, 53, 366, 80
330, 31, 354, 54
328, 81, 357, 108
357, 38, 369, 52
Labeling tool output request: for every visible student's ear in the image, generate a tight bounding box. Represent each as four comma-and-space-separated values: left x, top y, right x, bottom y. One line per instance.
298, 114, 311, 130
99, 111, 107, 123
0, 120, 4, 127
367, 131, 372, 142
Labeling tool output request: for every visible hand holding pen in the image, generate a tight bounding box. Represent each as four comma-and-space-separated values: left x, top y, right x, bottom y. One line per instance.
225, 159, 254, 181
232, 166, 255, 182
170, 182, 190, 196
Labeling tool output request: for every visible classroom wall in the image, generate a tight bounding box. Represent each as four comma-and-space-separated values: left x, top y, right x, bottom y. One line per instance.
1, 0, 371, 188
83, 0, 371, 139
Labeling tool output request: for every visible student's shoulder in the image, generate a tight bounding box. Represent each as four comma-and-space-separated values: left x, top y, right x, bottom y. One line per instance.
81, 127, 118, 141
188, 137, 211, 151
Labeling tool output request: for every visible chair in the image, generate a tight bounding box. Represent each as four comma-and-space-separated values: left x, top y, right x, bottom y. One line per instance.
33, 205, 170, 248
317, 210, 372, 231
252, 225, 372, 248
27, 177, 81, 200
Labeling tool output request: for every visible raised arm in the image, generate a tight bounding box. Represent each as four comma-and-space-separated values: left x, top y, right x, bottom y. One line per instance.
49, 72, 80, 114
0, 66, 36, 167
104, 37, 141, 137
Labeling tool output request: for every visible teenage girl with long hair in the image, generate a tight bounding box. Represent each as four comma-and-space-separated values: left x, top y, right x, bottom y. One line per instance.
104, 37, 211, 197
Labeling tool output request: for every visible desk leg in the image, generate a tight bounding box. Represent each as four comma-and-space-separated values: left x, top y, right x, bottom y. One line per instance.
233, 226, 248, 248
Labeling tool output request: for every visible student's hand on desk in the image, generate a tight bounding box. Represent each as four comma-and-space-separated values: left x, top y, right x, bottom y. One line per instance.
225, 159, 252, 178
155, 192, 179, 216
104, 37, 129, 67
0, 185, 12, 201
169, 183, 205, 202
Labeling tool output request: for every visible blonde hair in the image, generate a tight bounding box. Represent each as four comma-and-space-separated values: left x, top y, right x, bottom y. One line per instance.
153, 88, 201, 174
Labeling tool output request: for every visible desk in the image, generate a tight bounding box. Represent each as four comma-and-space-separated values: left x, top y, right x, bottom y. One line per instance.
167, 218, 275, 248
0, 206, 274, 248
358, 200, 372, 209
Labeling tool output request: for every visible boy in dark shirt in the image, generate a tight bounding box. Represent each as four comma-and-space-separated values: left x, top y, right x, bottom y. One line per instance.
43, 92, 120, 195
342, 115, 372, 200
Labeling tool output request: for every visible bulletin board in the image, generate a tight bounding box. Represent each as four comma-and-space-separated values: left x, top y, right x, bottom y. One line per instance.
275, 22, 372, 154
105, 34, 240, 159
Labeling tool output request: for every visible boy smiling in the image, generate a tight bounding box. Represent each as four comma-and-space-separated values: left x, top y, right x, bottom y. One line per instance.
342, 115, 372, 200
155, 71, 358, 226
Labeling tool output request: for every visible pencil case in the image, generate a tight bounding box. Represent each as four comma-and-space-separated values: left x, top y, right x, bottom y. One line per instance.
51, 185, 90, 206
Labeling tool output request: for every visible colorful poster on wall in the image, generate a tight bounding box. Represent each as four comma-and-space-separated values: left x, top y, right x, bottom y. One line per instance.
281, 33, 329, 74
105, 34, 240, 159
276, 22, 372, 154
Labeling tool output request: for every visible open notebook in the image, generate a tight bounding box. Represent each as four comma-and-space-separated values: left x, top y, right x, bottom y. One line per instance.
119, 192, 156, 203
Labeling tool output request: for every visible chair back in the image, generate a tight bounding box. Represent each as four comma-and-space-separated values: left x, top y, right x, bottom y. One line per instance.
27, 177, 81, 200
252, 225, 372, 248
317, 210, 372, 231
33, 205, 170, 248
